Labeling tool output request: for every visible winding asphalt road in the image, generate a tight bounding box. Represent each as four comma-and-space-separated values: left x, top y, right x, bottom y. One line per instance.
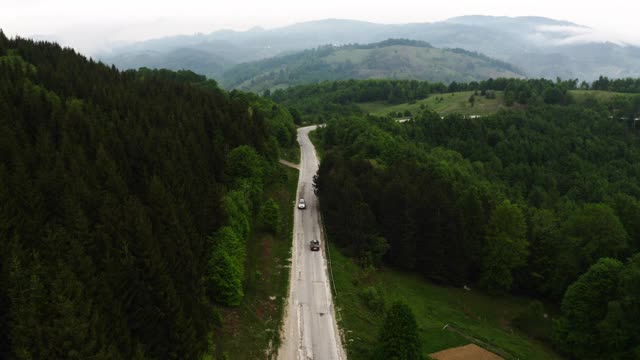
278, 125, 345, 360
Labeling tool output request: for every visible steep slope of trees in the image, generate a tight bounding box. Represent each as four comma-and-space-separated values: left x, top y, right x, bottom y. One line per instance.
0, 33, 295, 359
313, 102, 640, 357
314, 116, 496, 284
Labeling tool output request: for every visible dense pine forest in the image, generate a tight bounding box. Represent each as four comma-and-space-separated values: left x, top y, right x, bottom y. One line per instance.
313, 99, 640, 358
0, 32, 295, 359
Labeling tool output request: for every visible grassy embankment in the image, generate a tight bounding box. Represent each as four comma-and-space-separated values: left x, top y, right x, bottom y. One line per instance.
209, 160, 299, 359
330, 245, 562, 360
358, 89, 632, 118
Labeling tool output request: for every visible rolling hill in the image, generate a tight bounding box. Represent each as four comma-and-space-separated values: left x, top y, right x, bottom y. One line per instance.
220, 40, 524, 92
98, 16, 640, 81
359, 89, 636, 117
358, 90, 508, 117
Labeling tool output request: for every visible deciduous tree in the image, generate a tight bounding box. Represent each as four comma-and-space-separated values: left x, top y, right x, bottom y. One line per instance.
375, 302, 422, 360
480, 200, 528, 292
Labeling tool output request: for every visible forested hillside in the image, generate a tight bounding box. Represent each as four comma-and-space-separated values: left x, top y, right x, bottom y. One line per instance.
221, 39, 523, 92
313, 98, 640, 358
0, 32, 295, 359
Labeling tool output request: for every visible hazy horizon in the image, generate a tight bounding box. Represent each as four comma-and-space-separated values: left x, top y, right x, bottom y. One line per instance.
3, 0, 640, 54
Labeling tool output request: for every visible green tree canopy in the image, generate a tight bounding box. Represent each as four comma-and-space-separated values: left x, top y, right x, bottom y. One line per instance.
259, 197, 281, 234
375, 301, 422, 360
553, 257, 623, 358
481, 200, 529, 292
225, 145, 264, 183
564, 204, 629, 268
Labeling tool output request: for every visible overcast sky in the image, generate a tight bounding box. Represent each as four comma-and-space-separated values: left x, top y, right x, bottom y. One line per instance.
2, 0, 639, 54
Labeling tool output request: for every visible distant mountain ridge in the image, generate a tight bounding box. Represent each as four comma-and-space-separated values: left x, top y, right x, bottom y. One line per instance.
98, 16, 640, 81
220, 39, 524, 92
445, 15, 579, 28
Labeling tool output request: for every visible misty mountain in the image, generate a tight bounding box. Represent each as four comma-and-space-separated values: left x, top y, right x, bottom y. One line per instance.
220, 39, 524, 92
98, 16, 640, 81
107, 47, 233, 77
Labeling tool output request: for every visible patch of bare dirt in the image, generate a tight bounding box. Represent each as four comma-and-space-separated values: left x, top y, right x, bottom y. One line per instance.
260, 234, 275, 280
430, 344, 504, 360
221, 309, 241, 337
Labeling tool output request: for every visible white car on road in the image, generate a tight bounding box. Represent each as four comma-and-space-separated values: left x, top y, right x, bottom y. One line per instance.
298, 198, 306, 209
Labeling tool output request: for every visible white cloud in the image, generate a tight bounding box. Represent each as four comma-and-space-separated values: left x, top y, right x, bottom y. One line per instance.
1, 0, 639, 54
534, 25, 640, 47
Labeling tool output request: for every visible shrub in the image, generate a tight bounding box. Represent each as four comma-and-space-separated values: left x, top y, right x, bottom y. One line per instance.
260, 198, 281, 234
359, 286, 385, 312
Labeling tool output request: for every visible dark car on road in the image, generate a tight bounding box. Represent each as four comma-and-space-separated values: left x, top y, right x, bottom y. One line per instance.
310, 239, 320, 251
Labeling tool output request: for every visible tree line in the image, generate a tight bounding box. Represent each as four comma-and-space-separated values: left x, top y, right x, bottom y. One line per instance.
270, 77, 640, 123
313, 100, 640, 358
270, 79, 446, 122
591, 76, 640, 93
0, 32, 295, 359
